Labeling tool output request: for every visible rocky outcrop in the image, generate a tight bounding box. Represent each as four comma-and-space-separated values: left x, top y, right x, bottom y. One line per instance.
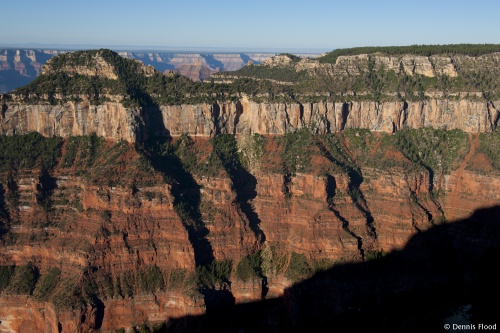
0, 98, 143, 142
2, 97, 498, 142
159, 98, 499, 137
284, 52, 500, 78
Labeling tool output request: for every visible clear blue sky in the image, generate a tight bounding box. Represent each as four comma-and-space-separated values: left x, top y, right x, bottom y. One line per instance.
1, 0, 499, 52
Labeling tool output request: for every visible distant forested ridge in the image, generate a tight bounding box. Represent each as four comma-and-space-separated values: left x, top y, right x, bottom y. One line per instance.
318, 44, 500, 63
5, 44, 500, 106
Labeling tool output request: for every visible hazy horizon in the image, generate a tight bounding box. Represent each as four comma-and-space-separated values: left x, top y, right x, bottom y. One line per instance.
0, 42, 328, 54
1, 0, 498, 52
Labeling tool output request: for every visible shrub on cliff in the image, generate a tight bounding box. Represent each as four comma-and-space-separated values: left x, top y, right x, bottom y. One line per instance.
479, 129, 500, 171
33, 267, 61, 300
0, 132, 62, 172
222, 63, 310, 83
281, 128, 315, 174
392, 128, 469, 172
7, 261, 39, 295
0, 265, 15, 292
50, 277, 84, 310
236, 251, 263, 282
139, 265, 164, 293
285, 252, 312, 282
197, 260, 232, 289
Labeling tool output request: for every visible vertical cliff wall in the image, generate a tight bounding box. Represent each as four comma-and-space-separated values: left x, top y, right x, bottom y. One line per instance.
2, 97, 498, 142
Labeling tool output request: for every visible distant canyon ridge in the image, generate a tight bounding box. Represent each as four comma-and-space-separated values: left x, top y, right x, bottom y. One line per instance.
0, 48, 320, 92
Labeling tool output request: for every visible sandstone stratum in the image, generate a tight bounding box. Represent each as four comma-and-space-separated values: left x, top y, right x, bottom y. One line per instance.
0, 47, 499, 332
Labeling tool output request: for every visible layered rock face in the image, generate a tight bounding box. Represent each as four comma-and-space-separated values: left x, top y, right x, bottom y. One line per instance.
295, 52, 500, 77
2, 97, 498, 141
0, 49, 499, 332
0, 128, 498, 332
0, 98, 142, 142
159, 98, 499, 137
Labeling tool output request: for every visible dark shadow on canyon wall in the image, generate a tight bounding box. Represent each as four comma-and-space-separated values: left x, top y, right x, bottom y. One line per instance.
164, 205, 500, 333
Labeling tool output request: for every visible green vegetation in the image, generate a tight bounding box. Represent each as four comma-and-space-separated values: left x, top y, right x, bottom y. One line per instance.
197, 260, 232, 289
51, 278, 84, 310
7, 262, 39, 295
14, 49, 230, 106
236, 251, 263, 282
14, 73, 120, 105
261, 245, 288, 276
478, 129, 500, 170
61, 136, 155, 187
139, 266, 164, 293
114, 323, 166, 333
175, 134, 245, 178
10, 45, 500, 107
222, 63, 309, 83
391, 128, 469, 172
34, 267, 61, 299
210, 134, 242, 176
320, 132, 359, 173
0, 132, 62, 172
0, 265, 15, 292
339, 128, 470, 173
365, 249, 388, 261
281, 128, 315, 174
318, 44, 500, 64
285, 252, 312, 282
62, 134, 104, 168
312, 258, 334, 273
238, 133, 266, 170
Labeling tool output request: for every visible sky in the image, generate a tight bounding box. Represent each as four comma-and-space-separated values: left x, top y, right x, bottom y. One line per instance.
1, 0, 499, 52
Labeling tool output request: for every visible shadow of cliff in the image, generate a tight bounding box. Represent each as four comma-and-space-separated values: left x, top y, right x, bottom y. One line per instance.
138, 137, 215, 267
0, 184, 8, 235
316, 136, 376, 256
212, 135, 265, 244
164, 205, 500, 333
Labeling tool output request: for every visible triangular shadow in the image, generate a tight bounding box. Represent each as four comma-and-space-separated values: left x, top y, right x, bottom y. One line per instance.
164, 205, 500, 332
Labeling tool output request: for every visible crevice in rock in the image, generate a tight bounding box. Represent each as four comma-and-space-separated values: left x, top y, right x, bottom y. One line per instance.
413, 193, 433, 223
36, 170, 57, 214
488, 101, 499, 130
325, 174, 365, 260
203, 288, 236, 316
212, 103, 221, 136
316, 137, 377, 240
282, 173, 292, 199
213, 135, 265, 245
347, 170, 377, 239
6, 178, 19, 216
399, 101, 409, 130
405, 175, 434, 227
1, 103, 7, 119
420, 165, 445, 219
233, 100, 243, 135
137, 138, 215, 267
340, 102, 350, 131
0, 183, 10, 235
170, 177, 215, 267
